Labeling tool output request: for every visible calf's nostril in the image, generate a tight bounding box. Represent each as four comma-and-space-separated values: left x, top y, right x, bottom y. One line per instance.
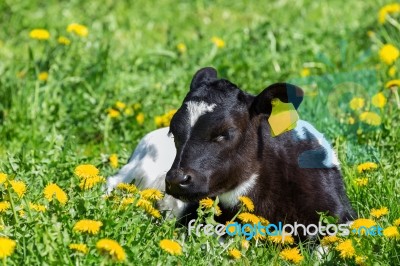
179, 174, 191, 186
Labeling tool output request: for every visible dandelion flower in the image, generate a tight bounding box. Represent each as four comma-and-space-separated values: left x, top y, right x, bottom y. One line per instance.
351, 219, 377, 235
136, 199, 161, 218
67, 23, 89, 37
357, 162, 378, 173
228, 248, 241, 259
241, 239, 250, 250
300, 68, 310, 77
0, 201, 11, 213
136, 112, 145, 125
355, 255, 367, 265
43, 183, 68, 205
394, 218, 400, 227
238, 196, 254, 212
0, 237, 16, 259
177, 43, 187, 53
124, 107, 133, 116
335, 239, 355, 259
0, 173, 7, 184
280, 247, 304, 264
116, 183, 137, 193
349, 97, 365, 110
211, 36, 225, 48
140, 188, 163, 201
321, 235, 339, 246
383, 226, 399, 238
238, 212, 260, 224
154, 109, 176, 128
159, 239, 182, 256
379, 44, 400, 65
73, 219, 103, 234
378, 3, 400, 24
385, 79, 400, 88
109, 154, 118, 168
57, 36, 71, 45
199, 198, 214, 209
107, 108, 120, 118
38, 72, 49, 81
389, 66, 397, 77
269, 232, 295, 245
79, 175, 105, 190
69, 243, 88, 254
74, 164, 99, 179
29, 29, 50, 40
372, 93, 387, 108
370, 207, 389, 219
9, 180, 27, 198
258, 216, 270, 226
18, 210, 25, 217
354, 178, 368, 187
96, 239, 126, 261
29, 202, 47, 212
115, 101, 126, 109
120, 197, 135, 206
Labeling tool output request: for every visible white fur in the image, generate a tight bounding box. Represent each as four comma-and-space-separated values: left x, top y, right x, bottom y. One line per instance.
185, 101, 216, 127
294, 120, 340, 167
219, 174, 258, 208
106, 127, 187, 217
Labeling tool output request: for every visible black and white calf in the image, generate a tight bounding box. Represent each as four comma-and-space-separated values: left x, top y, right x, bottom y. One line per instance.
107, 67, 355, 231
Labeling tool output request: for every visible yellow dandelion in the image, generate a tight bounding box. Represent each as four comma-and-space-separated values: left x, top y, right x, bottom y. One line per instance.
226, 221, 236, 234
0, 237, 16, 259
214, 205, 222, 216
0, 173, 7, 184
385, 79, 400, 88
96, 239, 126, 261
159, 239, 182, 256
136, 112, 145, 125
124, 107, 133, 116
378, 3, 400, 24
394, 218, 400, 227
349, 97, 365, 110
120, 197, 135, 206
300, 68, 310, 77
109, 154, 118, 169
359, 111, 381, 126
0, 201, 11, 213
280, 247, 304, 264
29, 202, 47, 212
228, 248, 241, 260
29, 29, 50, 40
389, 66, 397, 77
116, 183, 137, 194
73, 219, 103, 234
107, 108, 120, 118
57, 36, 71, 45
321, 235, 339, 246
355, 255, 367, 265
351, 219, 377, 235
74, 164, 99, 179
211, 36, 225, 48
238, 196, 254, 212
258, 216, 270, 226
372, 92, 387, 108
241, 239, 250, 250
79, 175, 105, 190
268, 232, 295, 245
336, 239, 355, 259
357, 162, 378, 173
383, 226, 399, 238
177, 43, 187, 53
348, 117, 355, 124
355, 178, 368, 187
238, 212, 260, 224
371, 207, 389, 218
379, 44, 400, 65
67, 23, 89, 37
43, 183, 68, 205
140, 188, 163, 201
115, 101, 126, 110
155, 109, 177, 128
149, 208, 161, 219
18, 210, 25, 217
38, 72, 49, 81
199, 198, 214, 209
136, 199, 161, 218
69, 243, 88, 254
9, 180, 27, 198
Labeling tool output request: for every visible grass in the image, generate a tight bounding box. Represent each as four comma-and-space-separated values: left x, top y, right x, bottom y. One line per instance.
0, 0, 400, 264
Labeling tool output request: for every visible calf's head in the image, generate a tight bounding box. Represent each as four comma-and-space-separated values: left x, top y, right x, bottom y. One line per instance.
165, 67, 303, 202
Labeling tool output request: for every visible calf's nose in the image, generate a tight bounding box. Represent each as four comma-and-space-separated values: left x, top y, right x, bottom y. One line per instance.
165, 169, 192, 189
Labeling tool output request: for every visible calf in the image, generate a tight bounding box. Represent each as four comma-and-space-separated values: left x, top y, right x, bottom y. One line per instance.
107, 67, 355, 233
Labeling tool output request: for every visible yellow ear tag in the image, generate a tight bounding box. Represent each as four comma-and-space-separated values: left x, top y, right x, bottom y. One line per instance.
268, 99, 299, 137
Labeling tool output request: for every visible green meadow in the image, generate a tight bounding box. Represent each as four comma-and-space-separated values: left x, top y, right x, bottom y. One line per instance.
0, 0, 400, 265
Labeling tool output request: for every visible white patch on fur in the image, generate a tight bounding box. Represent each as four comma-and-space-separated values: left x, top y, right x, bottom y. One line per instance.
185, 101, 216, 127
219, 174, 258, 208
106, 127, 187, 217
294, 120, 340, 167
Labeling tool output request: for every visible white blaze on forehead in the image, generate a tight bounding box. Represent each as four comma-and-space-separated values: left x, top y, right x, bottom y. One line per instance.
219, 174, 258, 208
185, 101, 217, 127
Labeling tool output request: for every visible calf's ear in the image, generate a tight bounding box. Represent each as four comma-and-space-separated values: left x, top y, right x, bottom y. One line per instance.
190, 67, 218, 90
251, 83, 304, 116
